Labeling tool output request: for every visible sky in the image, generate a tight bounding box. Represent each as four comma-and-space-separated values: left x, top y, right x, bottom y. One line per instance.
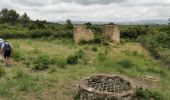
0, 0, 170, 22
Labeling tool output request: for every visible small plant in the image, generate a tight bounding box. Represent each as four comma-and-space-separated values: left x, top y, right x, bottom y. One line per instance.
91, 46, 98, 52
33, 54, 50, 70
51, 55, 67, 68
76, 49, 85, 59
117, 59, 134, 68
0, 66, 5, 78
67, 49, 86, 65
67, 54, 78, 64
12, 50, 23, 61
84, 45, 89, 50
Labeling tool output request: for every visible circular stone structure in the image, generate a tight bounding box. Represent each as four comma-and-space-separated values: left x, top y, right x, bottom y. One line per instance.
78, 75, 136, 100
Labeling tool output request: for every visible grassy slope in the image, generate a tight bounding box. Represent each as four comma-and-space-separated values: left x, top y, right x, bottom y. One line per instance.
0, 39, 169, 100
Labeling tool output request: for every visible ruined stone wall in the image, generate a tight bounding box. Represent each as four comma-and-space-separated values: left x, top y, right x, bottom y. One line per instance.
73, 25, 94, 44
104, 25, 120, 43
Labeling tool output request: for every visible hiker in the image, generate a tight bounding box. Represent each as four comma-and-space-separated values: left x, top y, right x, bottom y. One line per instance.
0, 38, 4, 62
1, 41, 12, 66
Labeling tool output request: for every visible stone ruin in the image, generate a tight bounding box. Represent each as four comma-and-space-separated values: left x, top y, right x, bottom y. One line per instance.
73, 25, 94, 44
104, 25, 120, 44
78, 75, 136, 100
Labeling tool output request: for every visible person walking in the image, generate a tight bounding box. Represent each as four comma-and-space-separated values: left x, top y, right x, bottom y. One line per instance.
1, 41, 12, 66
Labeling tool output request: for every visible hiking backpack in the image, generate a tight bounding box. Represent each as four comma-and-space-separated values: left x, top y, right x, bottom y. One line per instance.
3, 43, 12, 52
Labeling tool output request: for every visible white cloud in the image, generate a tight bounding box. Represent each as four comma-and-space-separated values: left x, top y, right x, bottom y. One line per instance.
0, 0, 169, 22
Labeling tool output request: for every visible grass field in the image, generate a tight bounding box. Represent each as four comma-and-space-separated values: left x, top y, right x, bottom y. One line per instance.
0, 38, 169, 100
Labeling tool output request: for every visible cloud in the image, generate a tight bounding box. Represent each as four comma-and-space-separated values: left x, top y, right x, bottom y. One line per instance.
0, 0, 169, 22
54, 0, 126, 5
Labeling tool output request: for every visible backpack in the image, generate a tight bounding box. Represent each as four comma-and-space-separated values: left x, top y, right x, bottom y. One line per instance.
3, 43, 11, 52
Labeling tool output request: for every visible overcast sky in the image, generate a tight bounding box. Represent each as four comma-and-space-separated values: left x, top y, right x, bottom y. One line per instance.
0, 0, 170, 22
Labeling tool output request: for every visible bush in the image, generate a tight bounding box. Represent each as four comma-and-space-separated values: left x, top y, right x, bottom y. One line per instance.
91, 46, 98, 52
93, 36, 102, 44
12, 50, 24, 61
117, 59, 134, 68
50, 55, 67, 68
33, 54, 50, 70
30, 30, 52, 38
67, 50, 86, 65
29, 24, 36, 30
67, 54, 79, 65
0, 66, 5, 77
138, 30, 170, 67
136, 87, 163, 100
76, 49, 85, 59
77, 49, 89, 65
53, 30, 73, 38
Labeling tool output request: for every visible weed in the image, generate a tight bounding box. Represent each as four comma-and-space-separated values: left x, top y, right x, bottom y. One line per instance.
33, 54, 50, 70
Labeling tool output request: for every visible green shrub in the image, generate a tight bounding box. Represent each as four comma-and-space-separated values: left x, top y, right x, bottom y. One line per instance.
67, 49, 88, 65
53, 31, 73, 38
84, 45, 89, 50
67, 54, 79, 65
91, 46, 98, 52
136, 87, 163, 100
0, 66, 5, 78
33, 54, 50, 70
77, 49, 89, 65
93, 36, 102, 44
30, 30, 52, 38
102, 39, 109, 46
12, 50, 23, 61
117, 59, 134, 68
50, 55, 67, 68
29, 24, 36, 30
76, 49, 85, 59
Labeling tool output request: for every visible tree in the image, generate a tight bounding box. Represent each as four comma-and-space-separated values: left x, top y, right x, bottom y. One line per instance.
65, 19, 73, 30
0, 8, 9, 23
20, 12, 30, 26
8, 9, 19, 24
0, 8, 19, 24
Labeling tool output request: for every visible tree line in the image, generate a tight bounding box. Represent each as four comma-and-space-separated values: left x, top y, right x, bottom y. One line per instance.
0, 8, 30, 26
0, 8, 74, 30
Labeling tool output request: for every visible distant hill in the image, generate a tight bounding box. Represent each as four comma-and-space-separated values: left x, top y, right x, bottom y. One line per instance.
56, 19, 169, 25
122, 19, 169, 25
